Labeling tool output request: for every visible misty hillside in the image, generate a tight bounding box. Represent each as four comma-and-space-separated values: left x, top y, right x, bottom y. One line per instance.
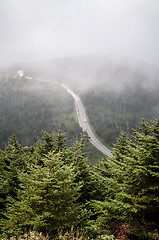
1, 55, 159, 152
0, 71, 81, 149
23, 55, 159, 91
24, 55, 159, 145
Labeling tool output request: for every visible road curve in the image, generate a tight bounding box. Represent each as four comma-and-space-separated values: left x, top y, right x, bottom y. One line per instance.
23, 73, 112, 157
62, 84, 113, 158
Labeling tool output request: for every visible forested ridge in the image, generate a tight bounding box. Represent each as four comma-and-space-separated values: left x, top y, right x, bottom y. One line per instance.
0, 120, 159, 239
0, 71, 81, 149
81, 82, 159, 148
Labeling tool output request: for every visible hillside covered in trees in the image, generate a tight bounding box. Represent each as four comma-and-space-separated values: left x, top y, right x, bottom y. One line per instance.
1, 55, 159, 153
81, 81, 159, 147
0, 65, 105, 164
0, 120, 159, 239
0, 70, 81, 149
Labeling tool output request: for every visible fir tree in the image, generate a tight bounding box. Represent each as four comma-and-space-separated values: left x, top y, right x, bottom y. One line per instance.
0, 132, 89, 238
92, 119, 159, 239
0, 135, 27, 222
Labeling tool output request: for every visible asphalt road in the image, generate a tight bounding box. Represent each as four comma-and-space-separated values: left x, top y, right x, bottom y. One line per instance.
24, 73, 113, 158
62, 84, 113, 158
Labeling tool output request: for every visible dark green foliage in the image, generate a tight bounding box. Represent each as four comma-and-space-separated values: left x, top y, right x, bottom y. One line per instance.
1, 120, 159, 239
6, 153, 79, 235
0, 132, 95, 238
0, 135, 28, 219
92, 119, 159, 239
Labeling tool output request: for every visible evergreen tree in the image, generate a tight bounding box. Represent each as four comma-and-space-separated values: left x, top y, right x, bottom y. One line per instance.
0, 132, 91, 238
0, 135, 27, 222
92, 119, 159, 239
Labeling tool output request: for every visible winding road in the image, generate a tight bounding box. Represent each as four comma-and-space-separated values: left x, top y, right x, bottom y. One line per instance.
62, 84, 113, 158
23, 72, 112, 157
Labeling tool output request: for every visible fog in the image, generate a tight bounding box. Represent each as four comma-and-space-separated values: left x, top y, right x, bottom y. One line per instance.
0, 0, 159, 66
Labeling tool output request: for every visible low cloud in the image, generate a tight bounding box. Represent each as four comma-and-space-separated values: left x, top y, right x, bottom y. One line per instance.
0, 0, 159, 66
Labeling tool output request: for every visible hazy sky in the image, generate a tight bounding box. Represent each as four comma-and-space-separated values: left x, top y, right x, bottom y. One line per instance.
0, 0, 159, 65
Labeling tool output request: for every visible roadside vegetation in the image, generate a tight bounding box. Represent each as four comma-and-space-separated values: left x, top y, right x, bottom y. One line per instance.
81, 78, 159, 148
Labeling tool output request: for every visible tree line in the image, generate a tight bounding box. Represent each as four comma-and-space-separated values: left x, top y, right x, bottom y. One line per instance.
0, 119, 159, 239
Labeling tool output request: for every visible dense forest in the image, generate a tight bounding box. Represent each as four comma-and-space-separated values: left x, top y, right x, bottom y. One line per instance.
0, 120, 159, 239
0, 71, 81, 148
81, 81, 159, 147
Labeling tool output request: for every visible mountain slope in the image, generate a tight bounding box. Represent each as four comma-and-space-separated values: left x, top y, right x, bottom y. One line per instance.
0, 72, 81, 149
